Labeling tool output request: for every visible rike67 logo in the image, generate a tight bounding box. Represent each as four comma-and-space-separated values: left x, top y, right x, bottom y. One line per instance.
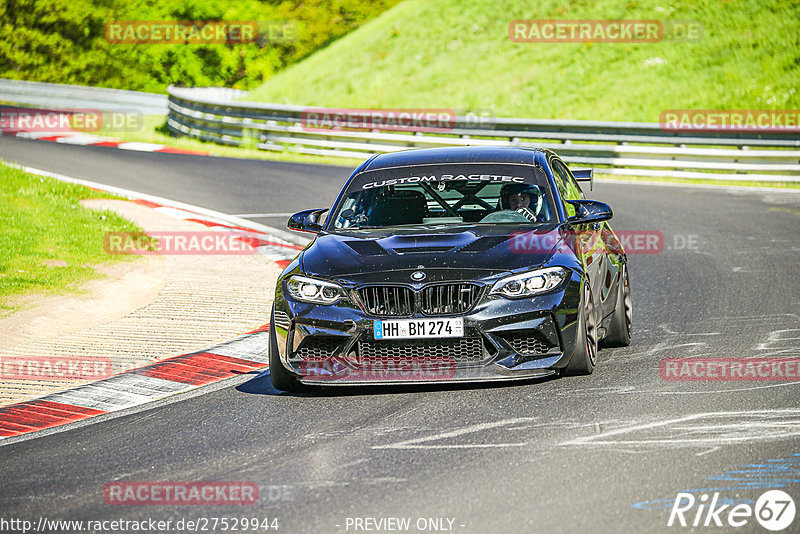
668, 490, 796, 530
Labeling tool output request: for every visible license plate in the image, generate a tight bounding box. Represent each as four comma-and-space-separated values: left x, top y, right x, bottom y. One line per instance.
374, 318, 464, 340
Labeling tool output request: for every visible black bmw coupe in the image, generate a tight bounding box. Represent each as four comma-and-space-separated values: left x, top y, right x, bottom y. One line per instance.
269, 146, 631, 391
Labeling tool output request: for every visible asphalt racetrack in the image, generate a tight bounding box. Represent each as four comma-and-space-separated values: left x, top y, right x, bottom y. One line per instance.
2, 135, 800, 533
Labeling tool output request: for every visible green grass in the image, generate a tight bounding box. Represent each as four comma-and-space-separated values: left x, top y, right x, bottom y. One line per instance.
246, 0, 799, 121
0, 164, 143, 313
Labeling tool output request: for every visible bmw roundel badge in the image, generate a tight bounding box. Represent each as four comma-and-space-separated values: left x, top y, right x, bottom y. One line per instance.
411, 271, 426, 281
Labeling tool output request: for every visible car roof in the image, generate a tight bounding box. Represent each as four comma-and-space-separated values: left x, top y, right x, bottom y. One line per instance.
361, 146, 555, 171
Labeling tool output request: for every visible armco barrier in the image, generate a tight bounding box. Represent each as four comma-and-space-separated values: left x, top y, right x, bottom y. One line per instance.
165, 86, 800, 182
0, 79, 167, 115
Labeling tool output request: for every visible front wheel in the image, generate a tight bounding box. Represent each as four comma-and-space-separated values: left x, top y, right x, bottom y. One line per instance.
563, 282, 598, 375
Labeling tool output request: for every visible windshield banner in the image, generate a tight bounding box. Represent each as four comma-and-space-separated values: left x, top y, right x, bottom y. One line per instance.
361, 174, 525, 190
348, 164, 546, 191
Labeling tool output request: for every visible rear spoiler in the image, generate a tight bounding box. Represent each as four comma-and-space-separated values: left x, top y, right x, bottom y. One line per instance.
572, 168, 594, 191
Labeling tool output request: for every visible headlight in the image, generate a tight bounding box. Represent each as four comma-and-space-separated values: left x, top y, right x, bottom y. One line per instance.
286, 275, 348, 305
490, 267, 568, 299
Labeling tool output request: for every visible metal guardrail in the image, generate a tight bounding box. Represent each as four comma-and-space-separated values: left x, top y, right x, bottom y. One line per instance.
0, 79, 168, 115
1, 79, 796, 182
166, 85, 800, 182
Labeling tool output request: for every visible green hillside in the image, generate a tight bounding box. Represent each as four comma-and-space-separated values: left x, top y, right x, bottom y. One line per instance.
247, 0, 800, 122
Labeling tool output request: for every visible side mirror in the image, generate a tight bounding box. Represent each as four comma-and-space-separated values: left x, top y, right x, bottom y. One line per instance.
287, 208, 328, 234
565, 200, 613, 227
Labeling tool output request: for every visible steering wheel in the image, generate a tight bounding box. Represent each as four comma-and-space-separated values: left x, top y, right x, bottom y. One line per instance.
479, 210, 536, 223
514, 207, 538, 222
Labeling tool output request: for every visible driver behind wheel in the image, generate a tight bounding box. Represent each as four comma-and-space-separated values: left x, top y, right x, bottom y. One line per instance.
499, 183, 542, 221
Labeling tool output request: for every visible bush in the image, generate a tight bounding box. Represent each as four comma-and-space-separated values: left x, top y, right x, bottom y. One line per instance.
0, 0, 401, 92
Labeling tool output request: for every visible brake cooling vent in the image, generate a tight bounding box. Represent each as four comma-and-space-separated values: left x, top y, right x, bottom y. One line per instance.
294, 336, 344, 360
273, 310, 291, 330
497, 331, 556, 356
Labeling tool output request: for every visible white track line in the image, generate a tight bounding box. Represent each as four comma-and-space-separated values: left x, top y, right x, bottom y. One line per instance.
232, 212, 297, 218
373, 417, 537, 450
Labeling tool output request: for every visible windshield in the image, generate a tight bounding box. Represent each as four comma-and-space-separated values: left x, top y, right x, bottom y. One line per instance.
328, 163, 554, 231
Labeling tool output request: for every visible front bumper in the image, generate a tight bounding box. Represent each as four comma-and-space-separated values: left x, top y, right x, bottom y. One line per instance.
272, 276, 582, 386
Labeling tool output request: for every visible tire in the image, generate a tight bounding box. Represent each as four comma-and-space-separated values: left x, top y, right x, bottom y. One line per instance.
602, 265, 632, 348
268, 307, 304, 392
563, 282, 598, 376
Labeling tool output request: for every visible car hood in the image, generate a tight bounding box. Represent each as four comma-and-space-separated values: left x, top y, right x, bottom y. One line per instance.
300, 224, 566, 283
